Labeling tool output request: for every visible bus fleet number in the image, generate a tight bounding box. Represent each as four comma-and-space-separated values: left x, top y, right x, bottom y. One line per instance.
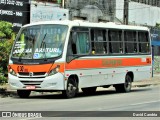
17, 66, 24, 72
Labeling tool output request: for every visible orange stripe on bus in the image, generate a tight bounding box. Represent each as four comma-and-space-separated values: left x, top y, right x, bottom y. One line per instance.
65, 57, 151, 70
9, 63, 65, 73
9, 57, 151, 73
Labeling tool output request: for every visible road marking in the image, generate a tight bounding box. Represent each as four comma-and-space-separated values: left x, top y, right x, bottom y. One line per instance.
131, 100, 160, 106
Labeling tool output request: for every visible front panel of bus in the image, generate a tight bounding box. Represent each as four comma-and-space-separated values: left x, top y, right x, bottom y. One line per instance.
8, 24, 68, 91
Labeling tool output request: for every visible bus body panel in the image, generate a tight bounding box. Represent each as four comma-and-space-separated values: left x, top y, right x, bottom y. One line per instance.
65, 66, 151, 88
65, 56, 152, 88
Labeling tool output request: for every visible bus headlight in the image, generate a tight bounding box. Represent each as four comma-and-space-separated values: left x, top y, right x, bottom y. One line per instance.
48, 66, 60, 76
9, 68, 17, 76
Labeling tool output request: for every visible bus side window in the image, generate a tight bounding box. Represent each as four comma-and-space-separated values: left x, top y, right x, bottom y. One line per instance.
108, 30, 123, 54
71, 32, 77, 54
138, 31, 150, 53
76, 32, 90, 54
67, 32, 77, 55
69, 27, 91, 55
91, 29, 107, 54
70, 28, 90, 55
124, 31, 137, 53
72, 43, 77, 54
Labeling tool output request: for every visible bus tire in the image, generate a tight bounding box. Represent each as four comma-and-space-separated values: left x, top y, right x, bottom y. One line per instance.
62, 78, 78, 98
81, 87, 97, 95
115, 75, 132, 93
17, 90, 31, 98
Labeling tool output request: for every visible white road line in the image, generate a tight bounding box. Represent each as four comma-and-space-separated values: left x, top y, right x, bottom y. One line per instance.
131, 100, 160, 106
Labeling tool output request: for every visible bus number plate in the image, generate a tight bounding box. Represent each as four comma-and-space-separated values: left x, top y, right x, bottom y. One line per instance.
26, 86, 36, 90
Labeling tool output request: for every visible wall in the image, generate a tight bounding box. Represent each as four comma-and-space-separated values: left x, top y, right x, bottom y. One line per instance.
30, 1, 69, 23
116, 0, 160, 26
65, 0, 116, 22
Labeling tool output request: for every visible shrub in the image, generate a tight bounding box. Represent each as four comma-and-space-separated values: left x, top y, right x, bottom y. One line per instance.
0, 21, 13, 84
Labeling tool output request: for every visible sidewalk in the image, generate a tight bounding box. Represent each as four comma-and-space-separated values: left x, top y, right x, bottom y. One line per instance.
0, 73, 160, 97
132, 73, 160, 87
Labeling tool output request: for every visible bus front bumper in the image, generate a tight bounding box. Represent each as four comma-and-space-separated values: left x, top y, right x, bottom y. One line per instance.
8, 73, 65, 91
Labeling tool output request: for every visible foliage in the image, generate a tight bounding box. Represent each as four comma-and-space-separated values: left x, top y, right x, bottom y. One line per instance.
0, 73, 7, 84
153, 56, 160, 73
155, 23, 160, 28
0, 20, 13, 39
0, 21, 13, 84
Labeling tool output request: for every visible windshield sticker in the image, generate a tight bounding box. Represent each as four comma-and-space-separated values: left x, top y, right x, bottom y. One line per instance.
14, 43, 26, 49
13, 48, 31, 54
13, 48, 61, 54
33, 53, 39, 59
13, 49, 24, 54
14, 41, 26, 49
35, 48, 60, 53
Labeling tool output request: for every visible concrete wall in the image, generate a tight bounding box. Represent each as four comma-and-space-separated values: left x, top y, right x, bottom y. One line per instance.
30, 1, 69, 23
65, 0, 116, 22
116, 0, 160, 26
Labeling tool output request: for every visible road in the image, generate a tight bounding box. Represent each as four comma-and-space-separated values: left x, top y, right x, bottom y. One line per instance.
0, 85, 159, 120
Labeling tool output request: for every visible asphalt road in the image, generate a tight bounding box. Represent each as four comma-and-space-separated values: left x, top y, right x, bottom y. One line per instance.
0, 85, 159, 120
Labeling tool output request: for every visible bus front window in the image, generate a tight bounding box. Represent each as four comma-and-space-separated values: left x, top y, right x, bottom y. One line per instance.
12, 24, 68, 59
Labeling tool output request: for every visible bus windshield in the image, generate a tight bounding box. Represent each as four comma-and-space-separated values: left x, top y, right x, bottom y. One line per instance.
11, 24, 68, 59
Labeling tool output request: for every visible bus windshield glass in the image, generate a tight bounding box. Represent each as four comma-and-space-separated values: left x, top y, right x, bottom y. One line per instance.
11, 24, 68, 59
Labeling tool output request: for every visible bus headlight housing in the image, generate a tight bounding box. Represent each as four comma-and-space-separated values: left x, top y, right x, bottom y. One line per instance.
48, 66, 60, 76
9, 68, 17, 76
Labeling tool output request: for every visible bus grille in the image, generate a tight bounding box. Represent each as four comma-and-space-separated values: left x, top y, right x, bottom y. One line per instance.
20, 80, 43, 86
18, 72, 46, 78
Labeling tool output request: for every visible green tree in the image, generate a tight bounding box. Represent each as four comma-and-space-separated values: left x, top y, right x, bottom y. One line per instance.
156, 22, 160, 28
0, 21, 13, 84
0, 21, 13, 39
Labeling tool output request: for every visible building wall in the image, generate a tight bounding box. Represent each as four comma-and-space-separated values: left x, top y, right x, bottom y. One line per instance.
116, 0, 160, 26
131, 0, 160, 7
65, 0, 116, 22
30, 1, 69, 23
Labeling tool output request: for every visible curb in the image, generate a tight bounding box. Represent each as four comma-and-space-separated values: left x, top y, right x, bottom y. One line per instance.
0, 88, 17, 98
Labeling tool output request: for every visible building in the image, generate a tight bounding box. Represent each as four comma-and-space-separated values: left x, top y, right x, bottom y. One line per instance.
131, 0, 160, 7
30, 0, 69, 23
65, 0, 117, 22
116, 0, 160, 26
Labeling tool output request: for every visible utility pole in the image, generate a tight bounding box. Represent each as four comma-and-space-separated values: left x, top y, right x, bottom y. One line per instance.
123, 0, 129, 25
109, 0, 115, 22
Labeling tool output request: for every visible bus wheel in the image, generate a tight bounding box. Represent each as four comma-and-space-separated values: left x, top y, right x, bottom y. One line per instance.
62, 78, 78, 98
81, 87, 97, 95
115, 75, 132, 93
17, 90, 31, 98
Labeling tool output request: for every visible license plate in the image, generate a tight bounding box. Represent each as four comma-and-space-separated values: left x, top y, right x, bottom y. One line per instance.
26, 86, 36, 90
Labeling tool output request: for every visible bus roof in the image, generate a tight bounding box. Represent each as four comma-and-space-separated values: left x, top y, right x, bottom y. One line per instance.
23, 20, 149, 31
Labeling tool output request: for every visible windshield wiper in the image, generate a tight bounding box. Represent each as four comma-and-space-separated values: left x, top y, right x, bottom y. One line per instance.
40, 33, 47, 48
42, 41, 47, 61
40, 33, 47, 61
